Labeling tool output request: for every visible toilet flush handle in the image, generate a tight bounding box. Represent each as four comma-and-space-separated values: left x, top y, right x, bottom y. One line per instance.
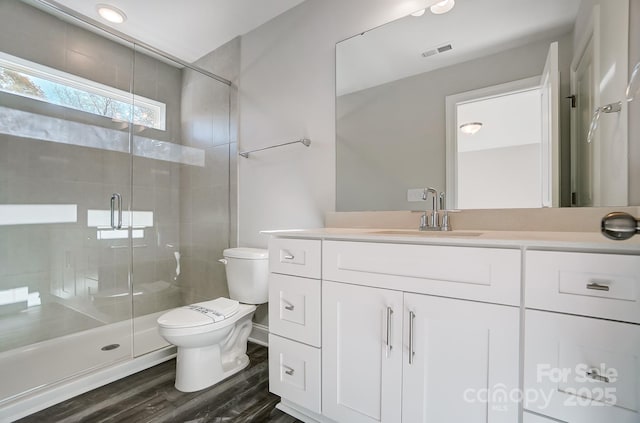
218, 258, 228, 265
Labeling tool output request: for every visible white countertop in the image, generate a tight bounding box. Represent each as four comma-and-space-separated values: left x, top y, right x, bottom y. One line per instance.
262, 228, 640, 253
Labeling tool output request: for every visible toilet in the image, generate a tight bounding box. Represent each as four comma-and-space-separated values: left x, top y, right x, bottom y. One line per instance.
157, 247, 269, 392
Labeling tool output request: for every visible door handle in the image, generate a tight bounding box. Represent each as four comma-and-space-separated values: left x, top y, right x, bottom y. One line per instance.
110, 193, 123, 230
386, 307, 392, 355
408, 310, 415, 365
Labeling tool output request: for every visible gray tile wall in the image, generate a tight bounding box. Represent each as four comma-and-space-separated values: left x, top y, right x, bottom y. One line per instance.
0, 1, 235, 350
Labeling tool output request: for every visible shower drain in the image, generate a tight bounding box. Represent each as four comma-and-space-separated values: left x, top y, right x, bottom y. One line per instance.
101, 344, 120, 351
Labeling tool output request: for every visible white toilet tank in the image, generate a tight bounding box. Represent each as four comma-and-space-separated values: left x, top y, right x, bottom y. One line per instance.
222, 248, 269, 304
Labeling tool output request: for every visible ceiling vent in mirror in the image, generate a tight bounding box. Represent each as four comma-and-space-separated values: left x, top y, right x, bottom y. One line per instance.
422, 43, 453, 58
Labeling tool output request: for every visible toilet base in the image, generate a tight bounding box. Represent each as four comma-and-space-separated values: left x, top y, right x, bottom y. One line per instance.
175, 345, 251, 392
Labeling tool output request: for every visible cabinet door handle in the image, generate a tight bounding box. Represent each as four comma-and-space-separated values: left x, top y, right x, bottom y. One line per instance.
283, 252, 295, 260
386, 306, 394, 356
283, 365, 295, 376
586, 369, 610, 383
110, 193, 122, 230
587, 280, 611, 291
408, 310, 415, 365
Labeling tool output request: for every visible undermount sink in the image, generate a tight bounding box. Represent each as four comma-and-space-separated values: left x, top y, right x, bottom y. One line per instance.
370, 230, 483, 237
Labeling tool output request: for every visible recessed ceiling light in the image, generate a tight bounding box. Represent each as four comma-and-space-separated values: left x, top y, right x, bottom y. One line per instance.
430, 0, 455, 15
459, 122, 483, 135
96, 4, 127, 24
411, 9, 426, 17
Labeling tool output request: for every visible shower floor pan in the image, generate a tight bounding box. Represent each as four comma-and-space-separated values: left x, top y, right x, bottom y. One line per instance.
0, 311, 172, 421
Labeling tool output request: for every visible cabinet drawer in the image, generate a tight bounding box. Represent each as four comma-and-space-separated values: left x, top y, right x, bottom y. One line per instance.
268, 273, 321, 347
269, 238, 321, 279
323, 241, 521, 306
269, 334, 321, 414
524, 310, 640, 423
525, 251, 640, 323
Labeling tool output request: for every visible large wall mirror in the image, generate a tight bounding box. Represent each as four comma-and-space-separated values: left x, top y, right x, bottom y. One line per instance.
336, 0, 639, 211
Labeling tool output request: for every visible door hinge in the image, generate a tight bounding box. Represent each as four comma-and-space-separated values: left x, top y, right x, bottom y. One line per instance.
566, 95, 576, 108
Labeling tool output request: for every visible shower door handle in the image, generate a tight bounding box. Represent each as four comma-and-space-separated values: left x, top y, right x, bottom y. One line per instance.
110, 193, 123, 230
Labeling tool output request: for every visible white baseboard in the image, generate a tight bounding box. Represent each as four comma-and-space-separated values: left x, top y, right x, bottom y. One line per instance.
248, 323, 269, 347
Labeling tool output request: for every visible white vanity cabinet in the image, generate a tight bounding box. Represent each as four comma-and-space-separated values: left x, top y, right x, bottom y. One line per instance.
524, 250, 640, 423
267, 232, 640, 423
321, 240, 521, 423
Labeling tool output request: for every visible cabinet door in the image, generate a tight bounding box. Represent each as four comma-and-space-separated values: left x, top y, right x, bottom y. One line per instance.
403, 293, 520, 423
322, 281, 403, 423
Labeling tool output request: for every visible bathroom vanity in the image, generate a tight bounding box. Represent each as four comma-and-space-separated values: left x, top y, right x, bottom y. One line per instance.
266, 229, 640, 423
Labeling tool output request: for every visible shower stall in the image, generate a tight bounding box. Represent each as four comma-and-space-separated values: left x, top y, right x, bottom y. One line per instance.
0, 0, 236, 418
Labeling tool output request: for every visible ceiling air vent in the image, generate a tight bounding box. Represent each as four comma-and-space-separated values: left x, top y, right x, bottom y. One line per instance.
422, 43, 453, 58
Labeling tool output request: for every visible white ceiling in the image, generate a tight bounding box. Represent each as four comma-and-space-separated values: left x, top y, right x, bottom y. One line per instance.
337, 0, 582, 96
52, 0, 307, 63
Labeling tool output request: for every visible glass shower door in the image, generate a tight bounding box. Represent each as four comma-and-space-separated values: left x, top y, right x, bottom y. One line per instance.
0, 0, 134, 403
129, 44, 233, 356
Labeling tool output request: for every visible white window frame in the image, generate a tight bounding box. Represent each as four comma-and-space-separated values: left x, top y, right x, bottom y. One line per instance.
0, 51, 166, 131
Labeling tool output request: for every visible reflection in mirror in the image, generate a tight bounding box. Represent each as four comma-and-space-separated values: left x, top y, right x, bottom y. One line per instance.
336, 0, 637, 211
447, 77, 548, 209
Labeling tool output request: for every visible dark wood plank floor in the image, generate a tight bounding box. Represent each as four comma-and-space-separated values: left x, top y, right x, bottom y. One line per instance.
18, 343, 302, 423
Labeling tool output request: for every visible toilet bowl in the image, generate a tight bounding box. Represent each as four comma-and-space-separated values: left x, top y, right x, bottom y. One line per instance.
157, 248, 268, 392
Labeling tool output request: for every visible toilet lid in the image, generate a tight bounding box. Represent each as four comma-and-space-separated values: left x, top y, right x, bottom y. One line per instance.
158, 297, 240, 328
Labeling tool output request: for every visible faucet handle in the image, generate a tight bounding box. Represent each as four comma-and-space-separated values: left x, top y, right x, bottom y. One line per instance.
441, 211, 451, 231
419, 212, 428, 230
439, 209, 460, 232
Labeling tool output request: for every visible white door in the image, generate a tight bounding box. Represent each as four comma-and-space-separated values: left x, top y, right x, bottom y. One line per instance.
572, 36, 596, 207
322, 281, 403, 423
540, 42, 560, 207
402, 293, 520, 423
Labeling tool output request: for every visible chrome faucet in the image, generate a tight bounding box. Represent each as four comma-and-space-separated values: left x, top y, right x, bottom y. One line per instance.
419, 188, 439, 231
418, 188, 452, 231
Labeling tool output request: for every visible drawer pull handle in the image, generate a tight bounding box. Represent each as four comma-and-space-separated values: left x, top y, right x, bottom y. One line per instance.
586, 369, 610, 383
587, 281, 611, 292
283, 254, 295, 260
283, 365, 295, 376
282, 299, 295, 311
